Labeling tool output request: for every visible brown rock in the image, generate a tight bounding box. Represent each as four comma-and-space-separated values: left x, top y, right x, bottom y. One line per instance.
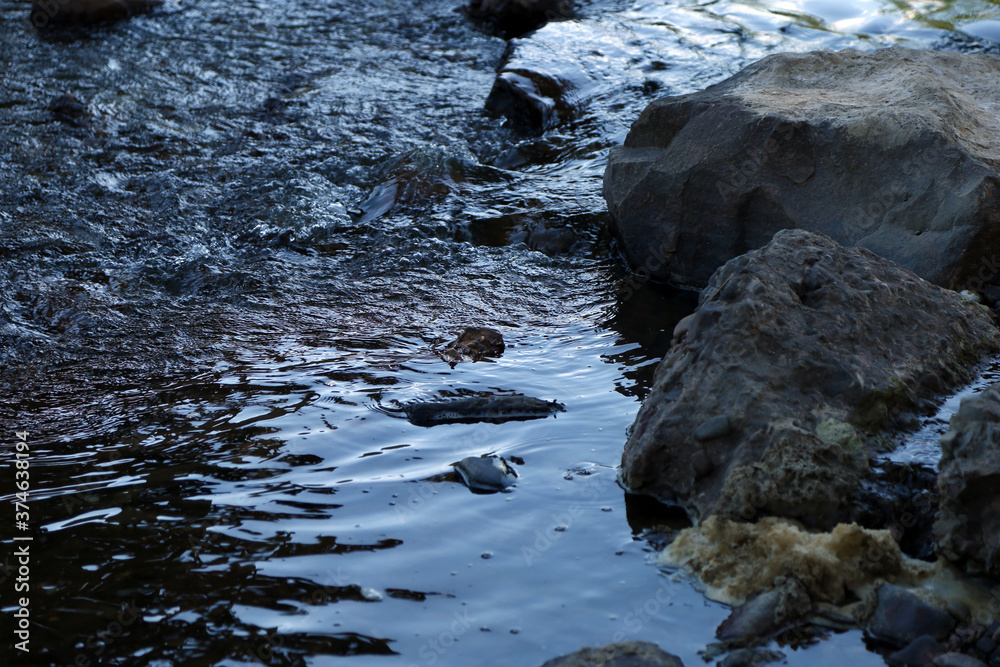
441, 327, 505, 363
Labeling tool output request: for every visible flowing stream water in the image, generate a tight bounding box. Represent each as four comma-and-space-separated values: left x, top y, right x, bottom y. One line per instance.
1, 0, 999, 664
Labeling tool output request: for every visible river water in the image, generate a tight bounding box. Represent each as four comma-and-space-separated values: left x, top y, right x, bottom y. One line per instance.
1, 0, 998, 665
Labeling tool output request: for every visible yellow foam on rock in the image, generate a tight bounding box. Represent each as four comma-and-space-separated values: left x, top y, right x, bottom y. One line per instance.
660, 515, 937, 606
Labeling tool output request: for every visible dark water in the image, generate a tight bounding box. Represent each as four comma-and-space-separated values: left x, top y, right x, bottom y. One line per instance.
1, 0, 998, 664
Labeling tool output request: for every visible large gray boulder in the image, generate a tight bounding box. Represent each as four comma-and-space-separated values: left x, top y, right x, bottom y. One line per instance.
621, 229, 999, 529
935, 384, 1000, 576
604, 46, 1000, 290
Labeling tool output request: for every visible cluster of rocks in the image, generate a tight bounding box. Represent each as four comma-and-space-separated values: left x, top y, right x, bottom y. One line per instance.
598, 45, 1000, 666
388, 327, 562, 493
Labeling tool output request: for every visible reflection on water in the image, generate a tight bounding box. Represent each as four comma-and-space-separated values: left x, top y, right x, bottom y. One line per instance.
0, 0, 998, 663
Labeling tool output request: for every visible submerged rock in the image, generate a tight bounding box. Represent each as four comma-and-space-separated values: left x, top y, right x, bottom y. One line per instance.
48, 93, 89, 127
621, 230, 999, 529
404, 395, 564, 426
454, 455, 518, 493
485, 20, 641, 134
31, 0, 161, 28
441, 327, 505, 364
358, 145, 507, 223
466, 0, 573, 39
935, 384, 1000, 577
539, 641, 684, 667
604, 46, 1000, 290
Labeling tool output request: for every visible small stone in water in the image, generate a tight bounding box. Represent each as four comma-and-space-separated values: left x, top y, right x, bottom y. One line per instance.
440, 326, 504, 363
453, 455, 518, 493
481, 552, 493, 559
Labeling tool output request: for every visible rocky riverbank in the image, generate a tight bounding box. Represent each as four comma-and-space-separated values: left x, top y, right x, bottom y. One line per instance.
596, 46, 1000, 667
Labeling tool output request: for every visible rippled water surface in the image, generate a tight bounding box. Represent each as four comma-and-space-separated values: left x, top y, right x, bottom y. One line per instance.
1, 0, 999, 664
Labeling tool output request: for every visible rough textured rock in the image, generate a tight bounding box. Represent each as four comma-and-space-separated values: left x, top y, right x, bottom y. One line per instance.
441, 327, 505, 363
485, 20, 640, 134
31, 0, 161, 27
935, 384, 1000, 577
466, 0, 573, 38
604, 46, 1000, 290
539, 641, 684, 667
868, 583, 957, 646
622, 230, 999, 529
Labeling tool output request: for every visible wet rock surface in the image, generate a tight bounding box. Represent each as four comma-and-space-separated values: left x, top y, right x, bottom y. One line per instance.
621, 229, 999, 529
860, 461, 939, 561
934, 652, 989, 667
403, 395, 565, 426
485, 19, 642, 134
936, 384, 1000, 577
31, 0, 161, 27
887, 635, 945, 667
715, 577, 811, 642
539, 641, 684, 667
453, 455, 518, 492
441, 326, 506, 363
604, 46, 1000, 290
466, 0, 572, 38
867, 583, 958, 646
